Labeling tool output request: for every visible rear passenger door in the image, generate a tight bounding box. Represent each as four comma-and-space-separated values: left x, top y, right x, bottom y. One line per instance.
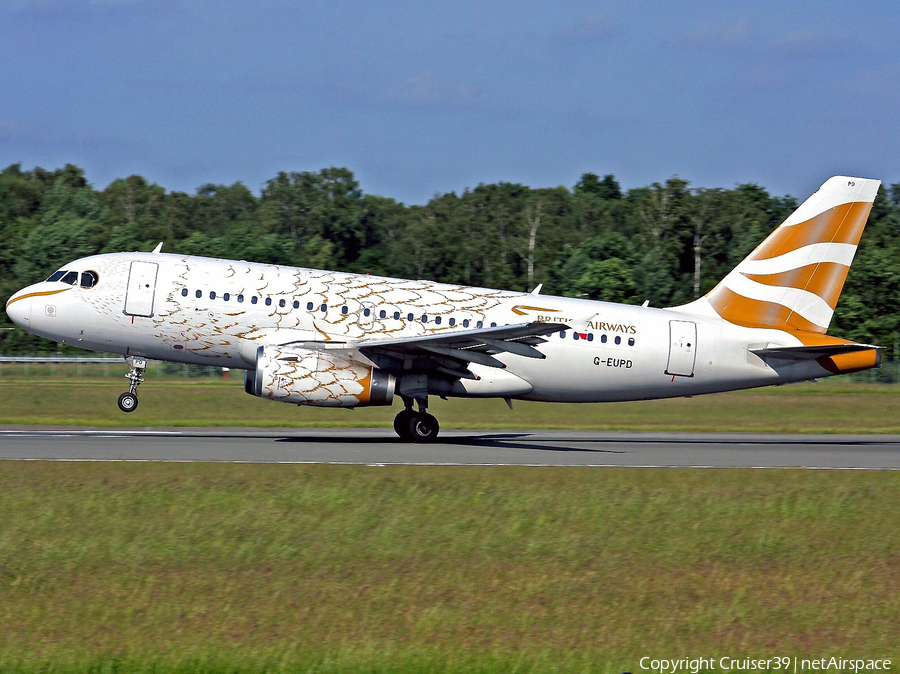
665, 320, 697, 377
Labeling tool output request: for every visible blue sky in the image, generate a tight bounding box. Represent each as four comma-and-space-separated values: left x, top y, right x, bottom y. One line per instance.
1, 0, 898, 203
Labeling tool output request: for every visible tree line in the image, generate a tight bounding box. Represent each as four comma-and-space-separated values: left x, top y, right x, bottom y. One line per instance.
1, 163, 898, 354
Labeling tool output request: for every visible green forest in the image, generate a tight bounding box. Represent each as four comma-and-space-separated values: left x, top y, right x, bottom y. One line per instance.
1, 163, 898, 355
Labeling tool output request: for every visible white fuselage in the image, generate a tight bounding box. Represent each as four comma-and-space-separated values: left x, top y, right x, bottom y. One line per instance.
7, 252, 836, 403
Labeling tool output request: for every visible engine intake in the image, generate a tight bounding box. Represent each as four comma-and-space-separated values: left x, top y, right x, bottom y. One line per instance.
245, 346, 394, 407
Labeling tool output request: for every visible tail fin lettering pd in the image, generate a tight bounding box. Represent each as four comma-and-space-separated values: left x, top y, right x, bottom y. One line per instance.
684, 176, 880, 334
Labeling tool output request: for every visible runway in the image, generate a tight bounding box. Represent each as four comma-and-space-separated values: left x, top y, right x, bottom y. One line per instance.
1, 428, 899, 469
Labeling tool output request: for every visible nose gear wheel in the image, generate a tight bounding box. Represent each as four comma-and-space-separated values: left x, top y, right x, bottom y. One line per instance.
117, 392, 138, 413
118, 356, 147, 414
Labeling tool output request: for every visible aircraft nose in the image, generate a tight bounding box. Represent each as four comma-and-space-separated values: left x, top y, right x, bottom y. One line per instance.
5, 292, 33, 328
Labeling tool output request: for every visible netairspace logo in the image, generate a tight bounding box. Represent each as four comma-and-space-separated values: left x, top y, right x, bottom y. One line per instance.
638, 657, 893, 673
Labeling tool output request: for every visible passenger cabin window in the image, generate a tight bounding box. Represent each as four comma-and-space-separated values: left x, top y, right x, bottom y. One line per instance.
293, 301, 299, 309
223, 293, 230, 301
380, 310, 387, 319
46, 271, 66, 283
251, 296, 258, 305
238, 294, 244, 303
61, 271, 79, 286
210, 291, 216, 300
307, 302, 314, 310
279, 299, 285, 308
195, 290, 202, 298
181, 288, 188, 297
265, 298, 272, 306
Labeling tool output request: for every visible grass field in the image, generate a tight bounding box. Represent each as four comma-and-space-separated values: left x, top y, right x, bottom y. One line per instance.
0, 462, 897, 672
0, 376, 899, 432
1, 371, 897, 672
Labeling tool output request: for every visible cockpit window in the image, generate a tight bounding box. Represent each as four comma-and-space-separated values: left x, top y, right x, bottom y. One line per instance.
80, 271, 98, 288
60, 271, 79, 286
46, 270, 66, 282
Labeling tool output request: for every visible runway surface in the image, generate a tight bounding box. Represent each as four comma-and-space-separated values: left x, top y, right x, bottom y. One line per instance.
1, 427, 899, 469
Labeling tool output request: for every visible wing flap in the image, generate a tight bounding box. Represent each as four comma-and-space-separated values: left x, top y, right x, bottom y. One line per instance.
421, 344, 508, 369
358, 321, 565, 373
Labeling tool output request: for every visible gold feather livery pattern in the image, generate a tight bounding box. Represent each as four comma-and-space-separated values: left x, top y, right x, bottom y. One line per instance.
256, 346, 375, 407
129, 260, 525, 363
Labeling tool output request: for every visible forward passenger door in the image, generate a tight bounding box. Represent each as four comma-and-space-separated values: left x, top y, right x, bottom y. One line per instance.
124, 261, 159, 317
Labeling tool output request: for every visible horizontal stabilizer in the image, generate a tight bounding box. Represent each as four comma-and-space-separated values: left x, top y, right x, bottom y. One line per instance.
751, 343, 881, 361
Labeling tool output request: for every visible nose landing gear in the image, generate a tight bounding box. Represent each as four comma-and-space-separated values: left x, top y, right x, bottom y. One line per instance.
117, 356, 147, 413
393, 397, 440, 442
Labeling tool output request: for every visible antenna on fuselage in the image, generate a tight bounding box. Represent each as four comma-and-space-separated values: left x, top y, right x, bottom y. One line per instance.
151, 242, 164, 254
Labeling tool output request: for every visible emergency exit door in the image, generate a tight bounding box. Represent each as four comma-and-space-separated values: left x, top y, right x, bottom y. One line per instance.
666, 320, 697, 377
124, 261, 159, 317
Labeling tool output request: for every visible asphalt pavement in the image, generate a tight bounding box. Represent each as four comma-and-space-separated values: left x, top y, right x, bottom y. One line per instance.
1, 428, 898, 469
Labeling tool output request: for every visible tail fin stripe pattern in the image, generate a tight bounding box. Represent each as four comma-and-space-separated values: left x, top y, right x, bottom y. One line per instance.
748, 202, 870, 260
691, 176, 880, 335
725, 272, 834, 329
779, 180, 874, 228
708, 287, 824, 334
744, 264, 826, 291
743, 262, 850, 310
736, 243, 857, 275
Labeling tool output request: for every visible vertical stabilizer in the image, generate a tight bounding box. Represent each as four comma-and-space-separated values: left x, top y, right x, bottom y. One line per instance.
679, 176, 880, 334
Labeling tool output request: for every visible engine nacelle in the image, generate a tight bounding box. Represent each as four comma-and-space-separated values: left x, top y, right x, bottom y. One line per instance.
245, 346, 395, 407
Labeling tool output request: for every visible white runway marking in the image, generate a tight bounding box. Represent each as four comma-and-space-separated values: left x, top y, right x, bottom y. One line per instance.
3, 457, 898, 471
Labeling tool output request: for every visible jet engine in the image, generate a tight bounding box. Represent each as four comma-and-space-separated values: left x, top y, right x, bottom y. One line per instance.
245, 345, 395, 407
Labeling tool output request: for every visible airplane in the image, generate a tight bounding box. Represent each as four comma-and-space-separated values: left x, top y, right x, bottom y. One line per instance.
4, 175, 882, 441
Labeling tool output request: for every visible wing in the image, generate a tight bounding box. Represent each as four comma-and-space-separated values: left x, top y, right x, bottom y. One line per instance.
280, 322, 568, 380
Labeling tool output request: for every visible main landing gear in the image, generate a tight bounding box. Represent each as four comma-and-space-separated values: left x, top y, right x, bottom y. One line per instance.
393, 397, 440, 442
117, 356, 147, 413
